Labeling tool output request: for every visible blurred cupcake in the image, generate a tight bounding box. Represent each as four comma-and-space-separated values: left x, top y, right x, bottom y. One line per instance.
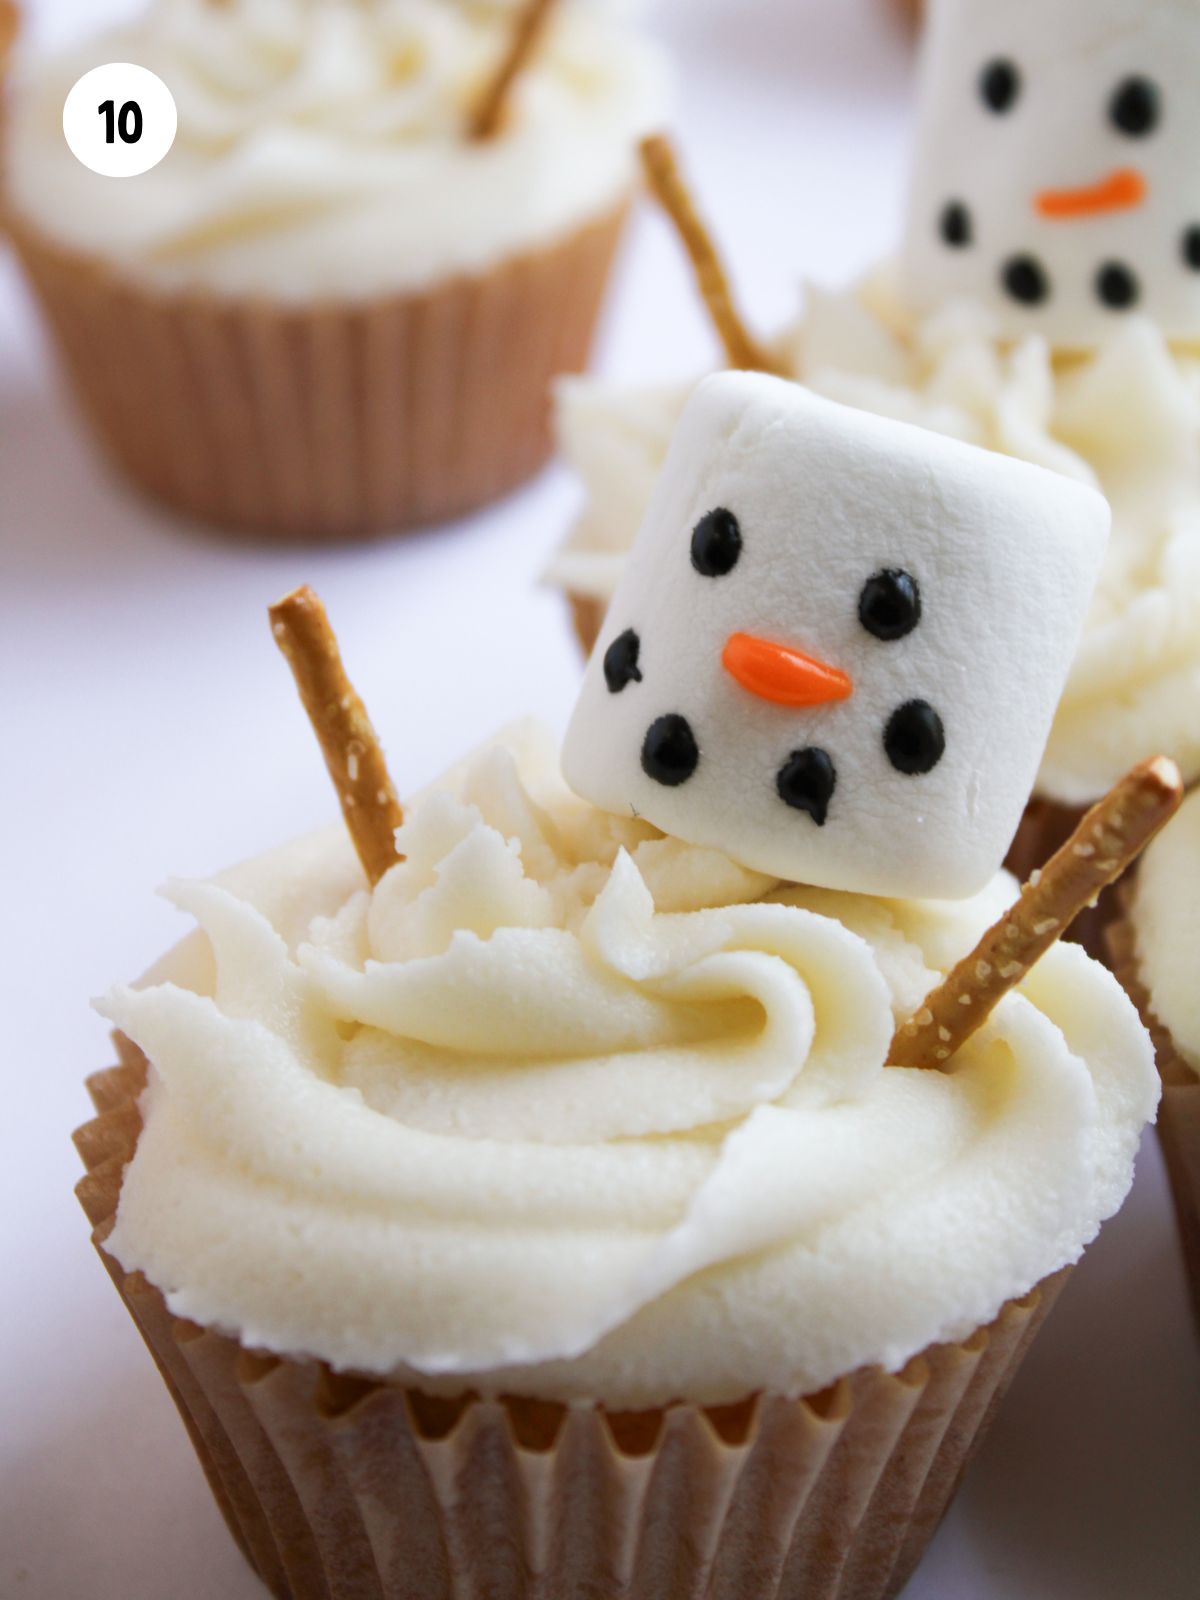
549, 0, 1200, 945
552, 285, 1200, 953
3, 0, 667, 541
1109, 790, 1200, 1332
553, 21, 1200, 934
0, 3, 16, 79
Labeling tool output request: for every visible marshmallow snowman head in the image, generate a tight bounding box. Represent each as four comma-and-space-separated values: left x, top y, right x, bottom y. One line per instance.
900, 0, 1200, 347
562, 373, 1109, 900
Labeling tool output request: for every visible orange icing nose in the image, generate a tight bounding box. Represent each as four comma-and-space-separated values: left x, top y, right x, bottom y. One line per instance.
722, 632, 853, 707
1035, 168, 1146, 219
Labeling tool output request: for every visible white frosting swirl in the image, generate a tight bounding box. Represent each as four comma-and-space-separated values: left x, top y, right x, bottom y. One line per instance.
6, 1, 666, 297
549, 270, 1200, 807
99, 726, 1156, 1407
1132, 787, 1200, 1075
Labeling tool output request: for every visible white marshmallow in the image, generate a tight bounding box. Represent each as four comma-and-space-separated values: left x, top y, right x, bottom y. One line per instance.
901, 0, 1200, 348
562, 372, 1109, 899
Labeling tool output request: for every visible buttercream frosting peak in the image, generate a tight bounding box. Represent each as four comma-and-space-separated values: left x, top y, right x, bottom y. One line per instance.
7, 0, 667, 297
99, 731, 1157, 1406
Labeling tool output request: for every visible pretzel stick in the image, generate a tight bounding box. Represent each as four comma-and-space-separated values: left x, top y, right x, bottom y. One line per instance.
269, 586, 403, 885
639, 134, 782, 376
889, 756, 1183, 1070
469, 0, 557, 141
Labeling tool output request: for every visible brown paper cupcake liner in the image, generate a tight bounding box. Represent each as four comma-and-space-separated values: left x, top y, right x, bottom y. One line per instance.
1108, 901, 1200, 1337
6, 203, 628, 542
75, 1038, 1069, 1600
0, 3, 17, 81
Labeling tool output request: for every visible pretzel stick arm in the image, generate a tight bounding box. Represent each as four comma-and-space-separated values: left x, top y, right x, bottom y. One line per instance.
889, 756, 1183, 1069
469, 0, 558, 141
269, 587, 404, 886
639, 134, 782, 376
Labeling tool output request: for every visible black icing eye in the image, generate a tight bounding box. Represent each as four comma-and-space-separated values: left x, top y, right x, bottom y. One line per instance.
1183, 226, 1200, 272
777, 749, 836, 828
884, 700, 946, 776
1109, 76, 1160, 137
859, 570, 921, 642
691, 508, 742, 578
980, 58, 1020, 114
642, 714, 699, 787
603, 628, 643, 694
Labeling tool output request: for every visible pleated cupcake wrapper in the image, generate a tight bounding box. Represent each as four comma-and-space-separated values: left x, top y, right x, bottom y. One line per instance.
75, 1039, 1069, 1600
1108, 901, 1200, 1337
6, 204, 627, 542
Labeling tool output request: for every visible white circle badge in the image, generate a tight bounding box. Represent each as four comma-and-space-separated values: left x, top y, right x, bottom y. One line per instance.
63, 63, 177, 178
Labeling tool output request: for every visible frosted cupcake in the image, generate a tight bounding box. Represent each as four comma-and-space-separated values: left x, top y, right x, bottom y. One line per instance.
4, 0, 666, 540
1109, 789, 1200, 1333
549, 0, 1200, 945
78, 378, 1174, 1599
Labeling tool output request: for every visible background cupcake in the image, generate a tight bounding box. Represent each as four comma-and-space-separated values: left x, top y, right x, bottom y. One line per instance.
1110, 790, 1200, 1333
2, 0, 667, 541
548, 2, 1200, 956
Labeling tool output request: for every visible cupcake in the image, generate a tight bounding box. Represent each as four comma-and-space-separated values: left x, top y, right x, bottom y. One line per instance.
0, 2, 15, 79
78, 377, 1173, 1599
548, 0, 1200, 950
3, 0, 666, 541
1109, 789, 1200, 1333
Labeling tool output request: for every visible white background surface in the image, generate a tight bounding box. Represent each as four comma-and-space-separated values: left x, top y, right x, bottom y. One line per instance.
1, 2, 1197, 1597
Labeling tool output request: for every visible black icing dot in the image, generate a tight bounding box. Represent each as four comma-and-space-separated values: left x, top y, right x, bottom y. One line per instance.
884, 701, 946, 777
776, 748, 837, 828
980, 58, 1020, 114
642, 714, 699, 787
603, 628, 643, 694
1095, 261, 1140, 309
690, 508, 742, 578
1183, 226, 1200, 271
1002, 254, 1050, 306
1109, 76, 1160, 137
859, 569, 921, 641
939, 200, 973, 249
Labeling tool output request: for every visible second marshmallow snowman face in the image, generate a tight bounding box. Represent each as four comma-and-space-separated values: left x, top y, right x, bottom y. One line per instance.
563, 374, 1109, 900
900, 0, 1200, 347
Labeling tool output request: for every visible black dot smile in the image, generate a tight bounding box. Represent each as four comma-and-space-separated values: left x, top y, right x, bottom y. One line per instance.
1095, 260, 1140, 310
884, 700, 946, 776
1002, 254, 1051, 306
776, 748, 837, 827
603, 629, 643, 694
939, 200, 973, 249
642, 714, 700, 787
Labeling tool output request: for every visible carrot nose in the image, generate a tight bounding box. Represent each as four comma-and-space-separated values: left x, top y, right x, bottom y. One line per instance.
722, 632, 853, 707
1036, 167, 1146, 219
